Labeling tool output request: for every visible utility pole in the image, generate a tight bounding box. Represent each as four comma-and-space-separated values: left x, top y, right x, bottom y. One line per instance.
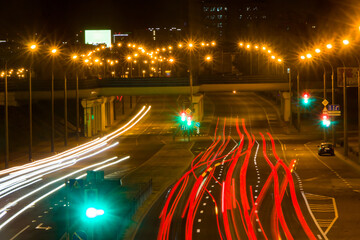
64, 73, 68, 146
4, 61, 9, 168
343, 71, 348, 156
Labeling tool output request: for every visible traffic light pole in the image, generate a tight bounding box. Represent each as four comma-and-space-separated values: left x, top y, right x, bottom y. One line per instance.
343, 71, 348, 156
297, 71, 301, 132
358, 70, 360, 163
288, 69, 292, 127
331, 67, 336, 147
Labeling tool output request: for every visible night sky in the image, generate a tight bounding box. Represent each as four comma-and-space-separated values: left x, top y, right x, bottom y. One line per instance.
0, 0, 356, 39
0, 0, 185, 36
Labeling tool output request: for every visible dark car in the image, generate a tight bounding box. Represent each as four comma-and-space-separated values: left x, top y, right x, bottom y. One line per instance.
318, 143, 335, 156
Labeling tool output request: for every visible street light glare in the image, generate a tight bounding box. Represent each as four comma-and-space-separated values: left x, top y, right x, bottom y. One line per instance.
306, 53, 312, 58
51, 48, 57, 54
246, 44, 251, 49
72, 55, 78, 60
188, 43, 194, 48
300, 55, 306, 60
239, 42, 244, 47
326, 43, 333, 49
277, 58, 282, 62
29, 44, 37, 51
271, 55, 276, 59
343, 39, 349, 45
315, 48, 321, 53
205, 55, 212, 61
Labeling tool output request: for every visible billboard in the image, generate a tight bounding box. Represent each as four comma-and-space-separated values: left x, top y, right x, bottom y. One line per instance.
337, 67, 359, 87
85, 30, 111, 47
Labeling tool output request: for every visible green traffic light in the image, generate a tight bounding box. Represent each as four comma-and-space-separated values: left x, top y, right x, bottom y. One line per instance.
86, 207, 105, 218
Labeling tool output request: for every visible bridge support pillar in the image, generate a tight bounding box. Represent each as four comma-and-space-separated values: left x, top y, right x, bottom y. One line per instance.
192, 94, 204, 123
81, 96, 115, 137
281, 92, 291, 122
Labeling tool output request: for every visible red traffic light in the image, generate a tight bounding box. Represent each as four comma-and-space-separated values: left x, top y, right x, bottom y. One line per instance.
180, 112, 186, 121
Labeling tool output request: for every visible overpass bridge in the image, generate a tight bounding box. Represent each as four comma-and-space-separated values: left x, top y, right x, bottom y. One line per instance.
0, 75, 290, 137
1, 75, 289, 102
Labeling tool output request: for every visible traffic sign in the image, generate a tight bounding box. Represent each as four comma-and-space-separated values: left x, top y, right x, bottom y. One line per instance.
328, 111, 341, 116
328, 104, 340, 111
185, 108, 191, 115
69, 179, 85, 189
195, 122, 200, 127
322, 107, 328, 114
322, 99, 329, 106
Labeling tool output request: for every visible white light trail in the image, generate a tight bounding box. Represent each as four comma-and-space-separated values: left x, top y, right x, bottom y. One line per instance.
0, 155, 130, 230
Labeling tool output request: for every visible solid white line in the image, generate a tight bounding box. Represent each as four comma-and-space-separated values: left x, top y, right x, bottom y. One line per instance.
9, 225, 30, 240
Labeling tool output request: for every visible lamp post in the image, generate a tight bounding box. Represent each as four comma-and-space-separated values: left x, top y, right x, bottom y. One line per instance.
4, 60, 9, 168
64, 72, 68, 147
72, 54, 80, 141
29, 43, 37, 161
50, 47, 58, 153
188, 42, 194, 105
205, 55, 213, 74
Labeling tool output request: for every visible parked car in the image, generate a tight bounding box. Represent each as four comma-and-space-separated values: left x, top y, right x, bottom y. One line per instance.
318, 143, 335, 156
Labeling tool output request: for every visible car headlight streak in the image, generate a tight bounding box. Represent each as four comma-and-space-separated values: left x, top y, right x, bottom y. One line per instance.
0, 105, 151, 230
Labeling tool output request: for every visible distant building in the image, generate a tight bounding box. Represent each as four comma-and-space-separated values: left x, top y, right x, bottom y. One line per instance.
133, 27, 183, 46
200, 0, 230, 38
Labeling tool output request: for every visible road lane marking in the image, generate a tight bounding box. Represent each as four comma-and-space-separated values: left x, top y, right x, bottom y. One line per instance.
301, 192, 329, 240
304, 193, 338, 235
304, 144, 354, 190
9, 225, 30, 240
35, 223, 52, 230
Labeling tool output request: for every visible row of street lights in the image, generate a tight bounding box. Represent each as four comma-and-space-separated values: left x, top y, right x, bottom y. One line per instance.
2, 39, 218, 167
238, 42, 284, 75
298, 36, 360, 158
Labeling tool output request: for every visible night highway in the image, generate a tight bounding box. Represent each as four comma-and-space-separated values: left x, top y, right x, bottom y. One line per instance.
135, 93, 360, 240
2, 0, 360, 239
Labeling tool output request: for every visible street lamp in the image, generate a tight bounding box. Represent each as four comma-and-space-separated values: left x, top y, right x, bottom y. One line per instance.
28, 43, 37, 162
126, 56, 132, 78
72, 54, 80, 141
50, 47, 58, 153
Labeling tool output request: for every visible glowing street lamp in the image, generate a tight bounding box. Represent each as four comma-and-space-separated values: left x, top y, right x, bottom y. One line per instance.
300, 55, 306, 60
50, 47, 59, 152
342, 39, 350, 45
306, 53, 312, 59
51, 48, 57, 54
315, 48, 321, 53
326, 43, 333, 49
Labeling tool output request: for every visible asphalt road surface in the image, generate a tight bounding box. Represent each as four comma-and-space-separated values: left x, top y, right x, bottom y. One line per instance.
0, 95, 182, 240
135, 92, 360, 240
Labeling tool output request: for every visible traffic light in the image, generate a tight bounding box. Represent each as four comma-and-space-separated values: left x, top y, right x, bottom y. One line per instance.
86, 207, 105, 219
321, 114, 331, 127
187, 116, 192, 126
180, 112, 186, 122
84, 188, 105, 219
302, 93, 310, 105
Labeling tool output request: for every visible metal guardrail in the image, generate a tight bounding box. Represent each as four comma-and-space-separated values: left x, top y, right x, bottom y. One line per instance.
117, 179, 153, 239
